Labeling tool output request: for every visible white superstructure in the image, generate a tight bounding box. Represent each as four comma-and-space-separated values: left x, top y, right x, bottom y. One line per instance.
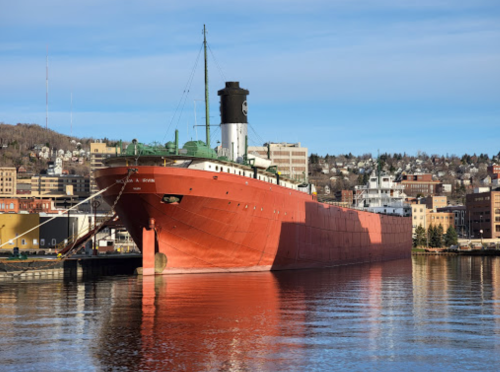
354, 172, 411, 216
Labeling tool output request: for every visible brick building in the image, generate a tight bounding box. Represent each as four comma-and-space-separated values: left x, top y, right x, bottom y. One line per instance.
0, 198, 57, 214
398, 174, 442, 197
487, 165, 500, 178
335, 190, 354, 205
466, 190, 500, 239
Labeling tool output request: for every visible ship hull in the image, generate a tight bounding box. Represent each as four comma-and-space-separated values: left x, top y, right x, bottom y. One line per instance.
95, 166, 412, 274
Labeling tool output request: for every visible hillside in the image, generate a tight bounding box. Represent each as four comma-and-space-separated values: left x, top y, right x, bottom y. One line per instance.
0, 123, 98, 175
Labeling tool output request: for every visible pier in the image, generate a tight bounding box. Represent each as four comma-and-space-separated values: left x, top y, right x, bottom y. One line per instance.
0, 254, 142, 279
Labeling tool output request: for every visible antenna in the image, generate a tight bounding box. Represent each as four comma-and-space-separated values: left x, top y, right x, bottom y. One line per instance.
46, 44, 49, 130
70, 88, 73, 136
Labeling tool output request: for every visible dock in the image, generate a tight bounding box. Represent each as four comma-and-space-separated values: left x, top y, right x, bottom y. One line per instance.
0, 254, 142, 279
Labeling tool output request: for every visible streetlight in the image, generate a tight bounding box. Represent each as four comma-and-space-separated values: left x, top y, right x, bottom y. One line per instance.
480, 215, 483, 245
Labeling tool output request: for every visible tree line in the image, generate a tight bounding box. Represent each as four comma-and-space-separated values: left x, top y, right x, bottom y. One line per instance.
413, 224, 458, 248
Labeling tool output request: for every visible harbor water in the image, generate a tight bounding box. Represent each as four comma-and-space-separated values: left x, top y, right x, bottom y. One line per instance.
1, 256, 500, 371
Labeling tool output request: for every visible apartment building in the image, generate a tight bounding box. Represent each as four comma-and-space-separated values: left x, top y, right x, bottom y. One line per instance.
411, 203, 427, 236
90, 142, 120, 194
31, 175, 90, 197
466, 190, 500, 239
0, 167, 17, 197
248, 142, 308, 182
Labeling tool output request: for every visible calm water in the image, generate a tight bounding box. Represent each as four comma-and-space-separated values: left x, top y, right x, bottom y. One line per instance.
1, 256, 500, 371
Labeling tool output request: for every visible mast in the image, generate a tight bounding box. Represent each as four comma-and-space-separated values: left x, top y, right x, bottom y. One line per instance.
46, 44, 49, 130
203, 25, 211, 148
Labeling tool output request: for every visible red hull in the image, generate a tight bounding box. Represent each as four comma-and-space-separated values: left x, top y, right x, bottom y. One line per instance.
95, 166, 412, 274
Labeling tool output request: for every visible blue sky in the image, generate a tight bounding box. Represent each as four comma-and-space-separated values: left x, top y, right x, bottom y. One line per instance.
1, 0, 499, 157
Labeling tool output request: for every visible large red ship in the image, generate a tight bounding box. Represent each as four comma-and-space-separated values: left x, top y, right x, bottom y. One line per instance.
95, 28, 411, 275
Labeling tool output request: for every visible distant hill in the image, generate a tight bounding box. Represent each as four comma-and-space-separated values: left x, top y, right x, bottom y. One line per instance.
0, 122, 98, 176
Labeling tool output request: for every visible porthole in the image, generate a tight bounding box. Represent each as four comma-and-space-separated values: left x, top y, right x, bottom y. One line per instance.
254, 206, 256, 210
245, 205, 248, 208
216, 166, 219, 171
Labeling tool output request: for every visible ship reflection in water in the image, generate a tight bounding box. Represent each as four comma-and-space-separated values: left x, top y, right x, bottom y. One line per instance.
2, 257, 500, 371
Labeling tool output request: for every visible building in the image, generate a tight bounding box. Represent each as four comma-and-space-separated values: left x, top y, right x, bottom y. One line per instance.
437, 205, 466, 237
31, 175, 90, 197
0, 167, 17, 197
441, 184, 452, 193
0, 198, 58, 214
487, 165, 500, 178
426, 211, 455, 232
16, 178, 32, 195
0, 213, 40, 250
335, 190, 354, 205
90, 142, 120, 194
466, 190, 500, 239
398, 174, 442, 197
247, 142, 308, 182
0, 198, 19, 213
411, 202, 427, 236
425, 196, 447, 211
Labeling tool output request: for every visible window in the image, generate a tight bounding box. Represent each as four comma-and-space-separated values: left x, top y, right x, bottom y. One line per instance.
51, 238, 56, 246
40, 239, 45, 246
33, 239, 38, 245
9, 203, 14, 209
21, 239, 26, 245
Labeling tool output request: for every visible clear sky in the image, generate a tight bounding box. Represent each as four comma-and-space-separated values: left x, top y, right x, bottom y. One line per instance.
1, 0, 499, 157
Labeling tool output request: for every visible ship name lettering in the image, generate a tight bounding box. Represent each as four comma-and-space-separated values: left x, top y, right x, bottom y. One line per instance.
142, 178, 155, 183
